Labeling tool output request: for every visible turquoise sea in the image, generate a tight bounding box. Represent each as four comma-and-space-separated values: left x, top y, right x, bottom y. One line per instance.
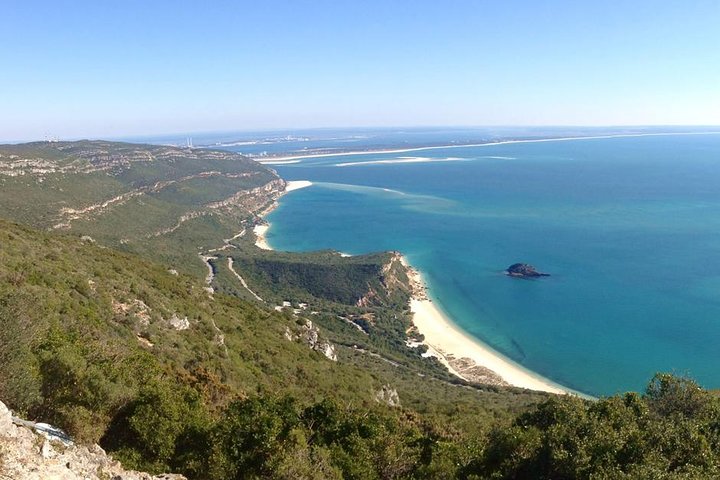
224, 131, 720, 397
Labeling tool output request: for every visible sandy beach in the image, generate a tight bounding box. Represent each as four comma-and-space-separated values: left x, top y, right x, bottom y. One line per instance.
253, 180, 312, 250
401, 256, 584, 396
253, 224, 272, 250
285, 180, 313, 192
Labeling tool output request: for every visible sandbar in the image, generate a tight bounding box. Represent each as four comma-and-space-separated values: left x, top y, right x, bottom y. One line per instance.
253, 131, 720, 163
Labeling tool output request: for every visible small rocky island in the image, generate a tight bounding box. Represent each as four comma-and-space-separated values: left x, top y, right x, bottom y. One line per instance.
506, 263, 550, 278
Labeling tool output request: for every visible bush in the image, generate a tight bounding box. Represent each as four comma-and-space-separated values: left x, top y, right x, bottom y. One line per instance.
102, 382, 209, 473
463, 374, 720, 480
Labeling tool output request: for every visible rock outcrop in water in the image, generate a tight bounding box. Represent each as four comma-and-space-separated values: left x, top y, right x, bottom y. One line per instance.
506, 263, 550, 278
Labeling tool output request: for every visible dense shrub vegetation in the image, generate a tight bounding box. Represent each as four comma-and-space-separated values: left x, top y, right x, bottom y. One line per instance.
0, 219, 538, 477
101, 375, 720, 479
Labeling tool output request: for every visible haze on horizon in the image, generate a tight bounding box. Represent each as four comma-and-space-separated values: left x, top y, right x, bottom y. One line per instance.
2, 0, 719, 142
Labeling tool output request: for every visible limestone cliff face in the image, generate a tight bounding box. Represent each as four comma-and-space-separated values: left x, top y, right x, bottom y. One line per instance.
210, 178, 287, 216
0, 401, 185, 480
355, 252, 413, 308
381, 252, 413, 293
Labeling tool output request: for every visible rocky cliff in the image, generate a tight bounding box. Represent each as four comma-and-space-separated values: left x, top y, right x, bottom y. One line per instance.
0, 400, 184, 480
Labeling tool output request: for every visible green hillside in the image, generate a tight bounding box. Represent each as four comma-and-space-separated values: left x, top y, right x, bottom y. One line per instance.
0, 140, 283, 276
0, 218, 548, 476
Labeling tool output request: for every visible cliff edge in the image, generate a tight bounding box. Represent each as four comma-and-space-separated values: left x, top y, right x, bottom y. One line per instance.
0, 400, 184, 480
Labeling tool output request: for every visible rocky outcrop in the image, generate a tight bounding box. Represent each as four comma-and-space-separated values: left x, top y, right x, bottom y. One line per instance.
0, 400, 185, 480
506, 263, 550, 278
355, 287, 378, 308
168, 314, 190, 331
112, 299, 152, 326
285, 320, 338, 361
374, 385, 401, 407
207, 178, 287, 214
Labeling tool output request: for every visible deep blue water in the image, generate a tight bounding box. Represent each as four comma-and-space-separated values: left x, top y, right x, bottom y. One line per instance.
238, 133, 720, 397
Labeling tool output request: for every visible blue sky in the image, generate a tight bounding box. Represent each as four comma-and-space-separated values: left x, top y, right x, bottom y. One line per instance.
2, 1, 719, 140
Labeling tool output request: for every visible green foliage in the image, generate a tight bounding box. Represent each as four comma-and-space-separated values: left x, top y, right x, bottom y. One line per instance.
231, 253, 389, 305
645, 373, 711, 418
0, 289, 42, 412
207, 396, 305, 478
102, 382, 209, 473
463, 374, 720, 479
223, 249, 410, 308
181, 396, 473, 480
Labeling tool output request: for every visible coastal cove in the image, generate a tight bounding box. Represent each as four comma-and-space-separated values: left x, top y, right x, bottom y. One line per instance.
243, 132, 720, 397
255, 183, 577, 395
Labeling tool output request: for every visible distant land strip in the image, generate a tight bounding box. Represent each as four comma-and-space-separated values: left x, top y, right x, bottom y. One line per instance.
253, 131, 720, 163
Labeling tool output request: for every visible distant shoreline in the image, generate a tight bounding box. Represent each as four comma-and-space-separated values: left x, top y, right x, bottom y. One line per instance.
256, 131, 720, 164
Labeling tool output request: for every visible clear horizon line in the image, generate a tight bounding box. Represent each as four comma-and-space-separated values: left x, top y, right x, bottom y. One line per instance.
4, 124, 720, 145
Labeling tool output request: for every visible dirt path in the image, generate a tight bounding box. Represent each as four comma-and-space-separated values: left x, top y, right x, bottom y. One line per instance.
199, 254, 217, 292
227, 257, 264, 302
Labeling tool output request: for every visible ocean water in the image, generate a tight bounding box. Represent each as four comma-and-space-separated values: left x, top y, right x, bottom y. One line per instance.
238, 133, 720, 396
